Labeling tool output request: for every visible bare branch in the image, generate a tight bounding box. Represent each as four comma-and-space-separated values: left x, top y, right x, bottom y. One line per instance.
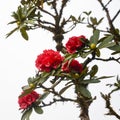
38, 19, 55, 27
38, 6, 55, 18
95, 57, 120, 64
59, 0, 68, 21
97, 0, 114, 31
52, 0, 59, 16
40, 97, 76, 108
97, 0, 120, 44
36, 23, 55, 33
105, 0, 112, 8
112, 9, 120, 22
101, 93, 120, 119
38, 79, 76, 108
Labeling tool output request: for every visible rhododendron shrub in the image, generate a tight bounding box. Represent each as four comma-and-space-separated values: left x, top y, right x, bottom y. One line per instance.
16, 32, 116, 120
7, 0, 120, 120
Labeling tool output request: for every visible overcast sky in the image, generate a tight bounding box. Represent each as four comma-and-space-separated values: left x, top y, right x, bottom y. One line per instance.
0, 0, 120, 120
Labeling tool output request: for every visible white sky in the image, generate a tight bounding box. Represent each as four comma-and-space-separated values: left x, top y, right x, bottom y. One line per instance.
0, 0, 120, 120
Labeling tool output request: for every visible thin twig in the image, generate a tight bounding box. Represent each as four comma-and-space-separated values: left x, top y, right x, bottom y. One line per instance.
52, 0, 58, 17
97, 0, 120, 44
105, 0, 112, 8
40, 96, 76, 108
112, 9, 120, 22
37, 23, 55, 33
95, 57, 120, 64
39, 80, 76, 108
38, 19, 55, 27
38, 6, 55, 18
97, 0, 114, 30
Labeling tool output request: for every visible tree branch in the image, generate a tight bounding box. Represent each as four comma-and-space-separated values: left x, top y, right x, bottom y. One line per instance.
39, 80, 76, 108
97, 0, 114, 31
38, 19, 55, 27
101, 93, 120, 119
40, 96, 76, 108
112, 9, 120, 22
105, 0, 112, 8
38, 6, 55, 18
97, 0, 120, 44
52, 0, 59, 17
95, 57, 120, 64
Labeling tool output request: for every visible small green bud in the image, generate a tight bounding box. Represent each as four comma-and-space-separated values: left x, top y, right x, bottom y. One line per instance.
29, 83, 35, 88
90, 43, 96, 49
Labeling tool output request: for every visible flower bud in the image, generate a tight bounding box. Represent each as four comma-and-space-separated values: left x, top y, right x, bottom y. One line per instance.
74, 73, 80, 79
90, 43, 96, 49
29, 83, 35, 88
17, 21, 20, 26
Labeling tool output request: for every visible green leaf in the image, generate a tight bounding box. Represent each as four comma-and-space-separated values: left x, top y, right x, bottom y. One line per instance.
26, 7, 36, 18
97, 17, 104, 25
78, 67, 88, 80
87, 24, 92, 28
104, 42, 116, 48
25, 20, 35, 24
97, 76, 114, 80
6, 27, 19, 38
22, 85, 32, 91
12, 12, 19, 20
17, 6, 24, 21
111, 51, 120, 55
37, 72, 50, 85
64, 53, 77, 61
89, 65, 98, 78
20, 28, 29, 40
108, 44, 120, 52
100, 42, 115, 49
21, 108, 33, 120
7, 20, 17, 25
34, 106, 43, 114
27, 77, 34, 84
37, 77, 48, 85
21, 0, 27, 5
90, 17, 97, 25
76, 85, 91, 98
70, 15, 77, 21
19, 85, 34, 97
90, 29, 100, 44
83, 11, 92, 16
98, 35, 114, 49
59, 84, 73, 95
79, 51, 92, 58
95, 48, 100, 57
39, 91, 50, 102
117, 76, 120, 84
80, 79, 100, 84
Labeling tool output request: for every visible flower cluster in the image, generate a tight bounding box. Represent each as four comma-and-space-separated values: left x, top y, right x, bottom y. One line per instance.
18, 35, 86, 110
65, 35, 86, 54
18, 91, 40, 109
35, 49, 64, 72
35, 35, 86, 74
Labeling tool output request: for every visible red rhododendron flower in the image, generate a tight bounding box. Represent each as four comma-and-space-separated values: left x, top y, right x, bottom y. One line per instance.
62, 59, 83, 73
35, 49, 64, 72
18, 91, 39, 109
18, 98, 28, 109
65, 35, 86, 54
